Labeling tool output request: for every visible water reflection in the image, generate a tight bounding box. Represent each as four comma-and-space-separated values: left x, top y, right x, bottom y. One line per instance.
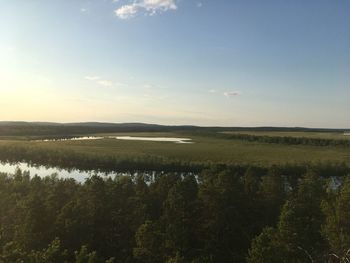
0, 162, 125, 183
114, 136, 193, 144
35, 136, 194, 144
38, 136, 104, 142
0, 161, 197, 183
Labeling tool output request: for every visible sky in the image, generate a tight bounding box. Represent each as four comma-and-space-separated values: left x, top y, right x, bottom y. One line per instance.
0, 0, 349, 128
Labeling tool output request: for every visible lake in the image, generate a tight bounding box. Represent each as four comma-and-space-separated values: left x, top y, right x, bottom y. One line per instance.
38, 136, 104, 142
113, 136, 193, 143
36, 136, 193, 144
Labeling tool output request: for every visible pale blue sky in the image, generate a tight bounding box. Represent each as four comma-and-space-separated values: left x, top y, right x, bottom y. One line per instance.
0, 0, 349, 127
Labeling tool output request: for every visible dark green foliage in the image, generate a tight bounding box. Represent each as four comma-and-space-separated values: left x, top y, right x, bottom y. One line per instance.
222, 133, 350, 147
260, 167, 286, 226
322, 177, 350, 259
247, 172, 350, 263
133, 221, 164, 263
247, 227, 283, 263
1, 166, 349, 262
198, 169, 252, 262
276, 172, 327, 261
0, 238, 113, 263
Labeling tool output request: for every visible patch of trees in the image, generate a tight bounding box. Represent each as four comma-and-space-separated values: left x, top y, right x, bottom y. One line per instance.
219, 133, 350, 147
0, 165, 349, 262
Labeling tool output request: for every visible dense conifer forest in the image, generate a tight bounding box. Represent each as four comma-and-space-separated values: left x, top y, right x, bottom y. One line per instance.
1, 164, 349, 262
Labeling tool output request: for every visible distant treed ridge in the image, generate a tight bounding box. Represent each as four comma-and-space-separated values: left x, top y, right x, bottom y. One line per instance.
220, 133, 350, 147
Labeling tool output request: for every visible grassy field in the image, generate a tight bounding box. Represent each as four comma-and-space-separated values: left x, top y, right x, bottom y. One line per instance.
1, 131, 349, 166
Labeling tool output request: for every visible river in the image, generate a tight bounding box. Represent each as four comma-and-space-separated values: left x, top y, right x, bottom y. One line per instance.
0, 161, 130, 183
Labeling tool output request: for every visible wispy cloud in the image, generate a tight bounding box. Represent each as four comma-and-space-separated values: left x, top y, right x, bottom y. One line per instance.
144, 84, 154, 90
142, 0, 177, 13
96, 80, 113, 87
85, 76, 100, 81
115, 0, 177, 19
143, 93, 167, 101
85, 76, 118, 88
196, 2, 203, 8
208, 89, 217, 93
224, 91, 240, 98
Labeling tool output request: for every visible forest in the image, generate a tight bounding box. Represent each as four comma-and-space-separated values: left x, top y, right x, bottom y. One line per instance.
218, 133, 350, 147
0, 164, 349, 263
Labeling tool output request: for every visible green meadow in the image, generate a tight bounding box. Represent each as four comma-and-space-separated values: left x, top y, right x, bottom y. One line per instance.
1, 131, 349, 166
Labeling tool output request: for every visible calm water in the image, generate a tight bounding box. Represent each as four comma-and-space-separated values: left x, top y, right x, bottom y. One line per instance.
36, 136, 193, 144
114, 136, 193, 144
0, 162, 129, 183
38, 136, 104, 142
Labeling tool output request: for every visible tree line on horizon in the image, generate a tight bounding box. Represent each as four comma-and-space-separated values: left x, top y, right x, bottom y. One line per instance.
211, 133, 350, 147
0, 122, 348, 137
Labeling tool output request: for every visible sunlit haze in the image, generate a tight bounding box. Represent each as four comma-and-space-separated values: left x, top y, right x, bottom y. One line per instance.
1, 0, 349, 127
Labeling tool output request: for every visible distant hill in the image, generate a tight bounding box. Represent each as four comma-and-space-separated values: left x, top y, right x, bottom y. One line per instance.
0, 121, 199, 136
0, 121, 349, 136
